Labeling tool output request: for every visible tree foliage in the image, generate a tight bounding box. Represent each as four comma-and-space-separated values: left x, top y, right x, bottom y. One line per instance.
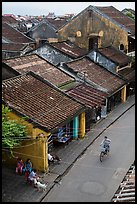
125, 11, 135, 20
2, 105, 27, 154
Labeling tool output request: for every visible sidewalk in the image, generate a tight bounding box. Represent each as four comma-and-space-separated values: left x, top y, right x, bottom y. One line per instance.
2, 95, 135, 202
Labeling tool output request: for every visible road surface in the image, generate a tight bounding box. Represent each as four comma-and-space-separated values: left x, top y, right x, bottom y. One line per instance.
42, 106, 135, 202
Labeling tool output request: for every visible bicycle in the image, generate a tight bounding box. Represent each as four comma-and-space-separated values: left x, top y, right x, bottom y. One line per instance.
100, 146, 110, 162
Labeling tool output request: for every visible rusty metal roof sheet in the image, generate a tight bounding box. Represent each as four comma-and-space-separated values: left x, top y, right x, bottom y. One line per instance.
3, 54, 74, 86
65, 57, 126, 95
2, 72, 85, 131
66, 83, 108, 108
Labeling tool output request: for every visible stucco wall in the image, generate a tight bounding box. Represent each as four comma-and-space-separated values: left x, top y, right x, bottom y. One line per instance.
2, 111, 50, 172
58, 10, 128, 52
94, 13, 128, 51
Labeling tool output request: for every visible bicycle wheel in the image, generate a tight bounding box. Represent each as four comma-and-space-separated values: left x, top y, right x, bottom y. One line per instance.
100, 152, 104, 162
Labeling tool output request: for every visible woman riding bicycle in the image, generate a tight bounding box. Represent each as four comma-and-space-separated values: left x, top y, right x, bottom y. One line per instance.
100, 136, 111, 153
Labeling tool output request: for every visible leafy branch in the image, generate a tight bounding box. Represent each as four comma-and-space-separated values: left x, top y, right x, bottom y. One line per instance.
2, 105, 27, 156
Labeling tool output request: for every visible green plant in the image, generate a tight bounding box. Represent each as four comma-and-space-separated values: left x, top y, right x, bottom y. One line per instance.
2, 105, 27, 155
125, 11, 135, 20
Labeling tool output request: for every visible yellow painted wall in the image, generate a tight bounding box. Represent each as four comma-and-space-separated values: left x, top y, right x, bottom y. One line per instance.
3, 136, 48, 172
2, 111, 51, 172
7, 112, 34, 137
58, 10, 128, 52
97, 14, 128, 52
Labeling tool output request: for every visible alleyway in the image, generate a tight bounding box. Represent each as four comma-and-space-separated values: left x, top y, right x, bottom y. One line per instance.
2, 95, 135, 202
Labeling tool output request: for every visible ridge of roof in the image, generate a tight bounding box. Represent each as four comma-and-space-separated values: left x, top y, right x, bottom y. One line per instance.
26, 19, 57, 34
57, 5, 132, 34
91, 45, 131, 65
2, 71, 86, 131
91, 5, 132, 34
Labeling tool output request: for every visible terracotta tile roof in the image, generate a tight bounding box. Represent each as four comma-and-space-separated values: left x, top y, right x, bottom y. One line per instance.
2, 72, 85, 131
2, 16, 18, 24
65, 57, 126, 95
2, 22, 34, 44
66, 83, 108, 108
2, 43, 28, 51
3, 54, 74, 86
96, 6, 135, 35
98, 46, 131, 66
118, 67, 135, 82
50, 41, 87, 58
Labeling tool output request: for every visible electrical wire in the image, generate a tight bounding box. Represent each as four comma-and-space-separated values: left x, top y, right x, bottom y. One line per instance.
2, 124, 133, 140
2, 148, 45, 159
2, 139, 44, 148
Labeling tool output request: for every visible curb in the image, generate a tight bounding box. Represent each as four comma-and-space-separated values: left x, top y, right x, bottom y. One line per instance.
40, 100, 135, 201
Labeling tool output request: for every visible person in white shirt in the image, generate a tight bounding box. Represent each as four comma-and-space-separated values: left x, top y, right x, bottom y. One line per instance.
100, 136, 111, 153
28, 169, 39, 185
48, 153, 61, 163
48, 153, 54, 162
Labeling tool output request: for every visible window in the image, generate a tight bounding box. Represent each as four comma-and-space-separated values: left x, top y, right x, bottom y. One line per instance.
119, 44, 124, 51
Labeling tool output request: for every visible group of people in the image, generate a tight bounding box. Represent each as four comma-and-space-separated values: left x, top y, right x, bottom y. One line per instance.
15, 138, 110, 187
16, 152, 61, 176
16, 158, 32, 175
15, 153, 61, 190
16, 158, 46, 189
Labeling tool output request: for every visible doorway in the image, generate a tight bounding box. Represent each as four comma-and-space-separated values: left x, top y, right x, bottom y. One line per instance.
89, 37, 98, 51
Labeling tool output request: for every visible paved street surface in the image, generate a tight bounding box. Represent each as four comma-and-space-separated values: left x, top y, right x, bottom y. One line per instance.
42, 105, 135, 202
2, 95, 135, 202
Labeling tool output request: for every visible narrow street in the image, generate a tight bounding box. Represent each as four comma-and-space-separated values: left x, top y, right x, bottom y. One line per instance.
42, 106, 135, 202
2, 2, 135, 203
2, 96, 135, 202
